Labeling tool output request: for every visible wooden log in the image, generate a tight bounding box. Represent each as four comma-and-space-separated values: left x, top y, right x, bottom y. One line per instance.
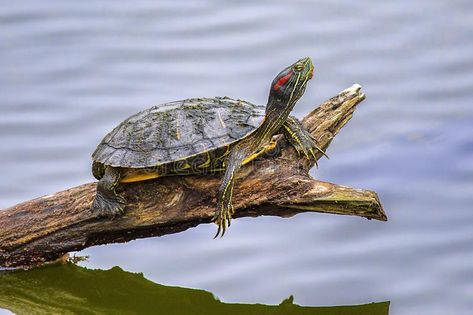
0, 84, 387, 268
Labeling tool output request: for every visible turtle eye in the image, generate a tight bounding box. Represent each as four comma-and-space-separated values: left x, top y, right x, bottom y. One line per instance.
294, 63, 304, 72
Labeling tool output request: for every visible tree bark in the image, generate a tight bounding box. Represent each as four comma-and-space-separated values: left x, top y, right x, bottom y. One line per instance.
0, 84, 387, 268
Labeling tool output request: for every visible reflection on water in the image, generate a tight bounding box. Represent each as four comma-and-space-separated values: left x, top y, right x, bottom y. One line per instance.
0, 263, 389, 315
1, 0, 473, 314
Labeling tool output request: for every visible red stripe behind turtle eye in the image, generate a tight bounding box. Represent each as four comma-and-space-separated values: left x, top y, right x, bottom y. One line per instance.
273, 72, 292, 91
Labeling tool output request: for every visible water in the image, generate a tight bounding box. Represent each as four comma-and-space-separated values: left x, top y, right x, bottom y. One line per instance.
0, 263, 390, 315
1, 1, 472, 314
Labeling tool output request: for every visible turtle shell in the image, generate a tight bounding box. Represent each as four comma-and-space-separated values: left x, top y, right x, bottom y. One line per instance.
92, 97, 265, 168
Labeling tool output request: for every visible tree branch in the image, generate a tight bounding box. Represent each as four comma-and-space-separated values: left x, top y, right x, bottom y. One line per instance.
0, 84, 387, 268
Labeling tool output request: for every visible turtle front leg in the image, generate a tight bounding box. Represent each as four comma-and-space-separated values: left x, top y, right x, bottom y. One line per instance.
91, 166, 127, 218
281, 116, 328, 167
212, 147, 246, 238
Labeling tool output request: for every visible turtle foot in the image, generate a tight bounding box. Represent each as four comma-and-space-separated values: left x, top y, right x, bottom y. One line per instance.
212, 203, 233, 238
282, 116, 328, 167
91, 192, 126, 219
298, 137, 328, 167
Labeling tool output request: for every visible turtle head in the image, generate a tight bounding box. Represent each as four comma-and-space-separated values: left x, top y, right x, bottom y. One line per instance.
267, 57, 314, 113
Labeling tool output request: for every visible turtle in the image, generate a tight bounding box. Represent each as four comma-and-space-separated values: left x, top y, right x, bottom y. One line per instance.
91, 57, 327, 237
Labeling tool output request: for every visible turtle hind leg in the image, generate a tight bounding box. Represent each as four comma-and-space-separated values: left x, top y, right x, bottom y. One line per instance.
91, 166, 126, 218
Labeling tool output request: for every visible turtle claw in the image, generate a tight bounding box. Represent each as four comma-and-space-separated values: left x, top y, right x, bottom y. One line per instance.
213, 223, 221, 239
309, 148, 319, 168
297, 137, 328, 167
212, 203, 233, 238
92, 191, 126, 219
283, 116, 329, 166
92, 167, 126, 219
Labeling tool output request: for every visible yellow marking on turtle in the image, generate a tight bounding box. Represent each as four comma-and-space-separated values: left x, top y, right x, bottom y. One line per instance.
216, 109, 226, 129
283, 124, 308, 158
242, 140, 278, 166
175, 119, 181, 140
121, 172, 161, 183
198, 152, 211, 169
288, 72, 302, 105
220, 173, 234, 210
177, 162, 191, 170
217, 145, 232, 167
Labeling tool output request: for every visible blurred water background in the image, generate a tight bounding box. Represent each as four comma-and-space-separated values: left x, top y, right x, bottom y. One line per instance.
1, 1, 472, 314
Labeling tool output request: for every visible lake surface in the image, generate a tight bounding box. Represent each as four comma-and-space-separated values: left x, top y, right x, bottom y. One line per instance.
1, 1, 472, 314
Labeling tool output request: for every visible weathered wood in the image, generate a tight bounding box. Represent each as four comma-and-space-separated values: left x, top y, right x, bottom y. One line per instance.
0, 84, 387, 268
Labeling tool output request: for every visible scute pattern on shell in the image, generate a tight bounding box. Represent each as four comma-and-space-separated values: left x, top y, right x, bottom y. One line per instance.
92, 97, 266, 168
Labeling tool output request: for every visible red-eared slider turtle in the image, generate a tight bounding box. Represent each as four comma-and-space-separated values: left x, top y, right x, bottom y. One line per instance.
92, 57, 326, 237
